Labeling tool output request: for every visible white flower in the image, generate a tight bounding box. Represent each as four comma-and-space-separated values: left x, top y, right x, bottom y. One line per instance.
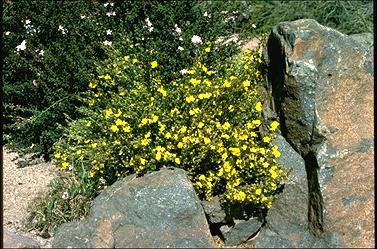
68, 164, 74, 170
104, 2, 109, 7
144, 17, 153, 32
106, 11, 116, 17
225, 16, 236, 23
180, 69, 188, 75
252, 24, 256, 28
174, 24, 181, 34
179, 37, 183, 41
178, 46, 184, 51
15, 40, 27, 52
110, 2, 114, 6
99, 177, 106, 184
58, 25, 66, 34
203, 11, 211, 18
5, 31, 10, 35
191, 35, 202, 45
106, 29, 112, 35
61, 192, 69, 200
25, 19, 31, 25
35, 49, 45, 56
103, 40, 112, 46
145, 17, 152, 27
80, 15, 86, 19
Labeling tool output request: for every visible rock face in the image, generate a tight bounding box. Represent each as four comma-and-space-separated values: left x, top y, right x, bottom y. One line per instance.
257, 19, 374, 247
3, 229, 41, 248
52, 168, 215, 248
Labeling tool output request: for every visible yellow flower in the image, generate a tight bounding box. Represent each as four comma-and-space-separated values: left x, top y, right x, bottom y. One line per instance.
203, 137, 211, 144
151, 114, 159, 123
229, 147, 241, 157
197, 122, 204, 128
175, 158, 181, 164
198, 93, 212, 99
104, 74, 111, 80
91, 143, 97, 148
239, 134, 248, 140
123, 125, 131, 133
89, 82, 97, 88
263, 136, 271, 143
255, 102, 263, 112
140, 118, 149, 126
189, 108, 200, 115
62, 161, 69, 169
156, 151, 162, 161
179, 126, 187, 133
115, 118, 125, 126
237, 191, 246, 201
132, 58, 138, 63
102, 141, 107, 146
165, 132, 172, 139
104, 108, 113, 118
217, 168, 224, 177
222, 122, 231, 130
180, 136, 187, 144
229, 75, 237, 80
157, 86, 167, 96
141, 138, 149, 146
269, 168, 278, 179
223, 80, 231, 87
53, 152, 61, 159
271, 145, 281, 158
255, 188, 262, 195
223, 161, 231, 172
203, 79, 211, 86
144, 132, 151, 138
201, 65, 208, 72
205, 47, 211, 52
177, 142, 184, 148
114, 109, 122, 117
110, 124, 119, 132
270, 121, 279, 131
140, 158, 146, 165
188, 69, 196, 74
198, 174, 206, 181
151, 61, 158, 68
185, 95, 195, 103
190, 78, 201, 85
243, 80, 251, 87
252, 119, 261, 127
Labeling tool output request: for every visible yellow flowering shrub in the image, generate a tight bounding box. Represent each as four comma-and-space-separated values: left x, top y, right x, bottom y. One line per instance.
53, 42, 288, 209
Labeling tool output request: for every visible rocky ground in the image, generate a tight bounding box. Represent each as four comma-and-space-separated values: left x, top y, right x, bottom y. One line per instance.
3, 148, 60, 248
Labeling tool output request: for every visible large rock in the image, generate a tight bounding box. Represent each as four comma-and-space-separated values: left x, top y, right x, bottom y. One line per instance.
253, 134, 330, 247
52, 167, 215, 248
220, 217, 262, 246
264, 19, 374, 247
3, 229, 40, 248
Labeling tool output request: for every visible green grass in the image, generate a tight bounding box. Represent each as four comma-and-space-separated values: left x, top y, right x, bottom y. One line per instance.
218, 0, 373, 38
